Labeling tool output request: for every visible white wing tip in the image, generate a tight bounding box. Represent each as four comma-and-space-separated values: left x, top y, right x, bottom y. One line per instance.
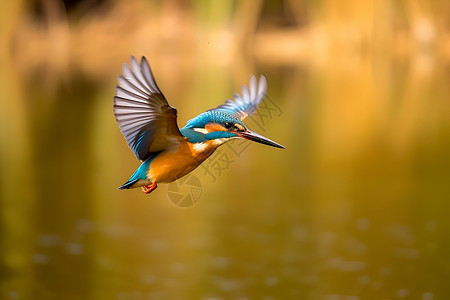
257, 74, 267, 95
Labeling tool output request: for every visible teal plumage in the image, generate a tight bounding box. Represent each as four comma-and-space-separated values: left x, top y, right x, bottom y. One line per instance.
117, 152, 160, 190
185, 110, 244, 129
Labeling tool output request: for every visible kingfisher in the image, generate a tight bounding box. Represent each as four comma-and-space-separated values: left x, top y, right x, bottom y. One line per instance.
113, 56, 285, 194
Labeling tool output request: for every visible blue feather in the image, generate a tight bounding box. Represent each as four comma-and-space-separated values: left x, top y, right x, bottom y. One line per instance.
205, 131, 237, 140
179, 128, 207, 143
117, 152, 160, 189
184, 111, 244, 129
133, 128, 155, 160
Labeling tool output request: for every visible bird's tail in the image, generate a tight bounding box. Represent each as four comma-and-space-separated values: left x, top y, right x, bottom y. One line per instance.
117, 179, 139, 190
117, 154, 157, 190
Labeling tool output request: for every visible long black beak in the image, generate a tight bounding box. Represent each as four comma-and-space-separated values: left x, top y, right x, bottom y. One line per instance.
238, 130, 285, 149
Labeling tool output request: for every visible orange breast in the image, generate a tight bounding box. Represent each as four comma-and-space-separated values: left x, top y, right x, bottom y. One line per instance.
147, 141, 218, 183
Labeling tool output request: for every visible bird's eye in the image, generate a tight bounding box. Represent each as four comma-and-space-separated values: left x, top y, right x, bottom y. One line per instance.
224, 122, 233, 129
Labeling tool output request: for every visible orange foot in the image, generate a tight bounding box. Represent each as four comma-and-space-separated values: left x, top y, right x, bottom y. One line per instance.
141, 182, 157, 194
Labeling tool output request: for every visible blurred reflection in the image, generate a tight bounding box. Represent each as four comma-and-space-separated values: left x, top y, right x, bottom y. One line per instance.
1, 0, 450, 299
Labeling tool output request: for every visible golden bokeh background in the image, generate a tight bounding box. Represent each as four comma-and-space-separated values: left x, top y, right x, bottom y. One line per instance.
1, 0, 450, 299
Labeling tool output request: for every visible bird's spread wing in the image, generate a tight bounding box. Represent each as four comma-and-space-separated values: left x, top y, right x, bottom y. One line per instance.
211, 75, 267, 120
113, 56, 184, 161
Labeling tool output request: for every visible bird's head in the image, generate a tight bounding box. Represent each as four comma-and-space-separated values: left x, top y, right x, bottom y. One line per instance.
183, 110, 285, 149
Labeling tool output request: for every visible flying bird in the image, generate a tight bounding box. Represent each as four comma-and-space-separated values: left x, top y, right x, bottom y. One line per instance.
113, 56, 285, 194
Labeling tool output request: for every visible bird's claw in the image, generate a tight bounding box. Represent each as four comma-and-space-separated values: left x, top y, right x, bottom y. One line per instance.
141, 182, 157, 194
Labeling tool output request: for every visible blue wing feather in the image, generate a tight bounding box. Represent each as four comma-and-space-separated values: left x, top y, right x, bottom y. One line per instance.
211, 75, 267, 120
113, 56, 183, 161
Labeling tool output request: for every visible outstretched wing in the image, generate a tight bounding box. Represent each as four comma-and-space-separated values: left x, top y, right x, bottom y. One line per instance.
211, 75, 267, 120
113, 56, 184, 161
